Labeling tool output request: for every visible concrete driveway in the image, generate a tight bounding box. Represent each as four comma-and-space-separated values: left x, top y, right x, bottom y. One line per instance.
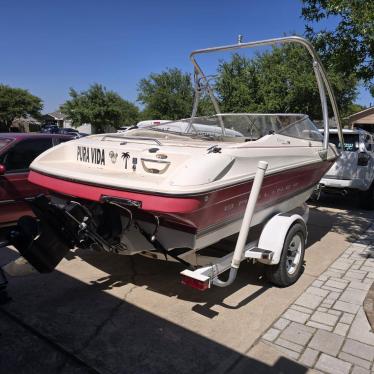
1, 196, 373, 373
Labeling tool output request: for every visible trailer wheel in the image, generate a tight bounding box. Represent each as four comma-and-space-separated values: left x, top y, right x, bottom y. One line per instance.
266, 222, 306, 287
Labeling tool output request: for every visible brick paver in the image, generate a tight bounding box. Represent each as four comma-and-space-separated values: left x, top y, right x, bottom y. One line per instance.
260, 223, 374, 373
315, 353, 351, 374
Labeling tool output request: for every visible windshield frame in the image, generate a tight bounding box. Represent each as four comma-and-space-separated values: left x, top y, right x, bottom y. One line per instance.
188, 36, 343, 153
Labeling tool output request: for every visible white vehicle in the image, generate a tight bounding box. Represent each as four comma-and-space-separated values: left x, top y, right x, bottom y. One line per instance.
116, 121, 171, 133
319, 129, 374, 207
116, 126, 132, 133
136, 120, 171, 128
117, 119, 170, 134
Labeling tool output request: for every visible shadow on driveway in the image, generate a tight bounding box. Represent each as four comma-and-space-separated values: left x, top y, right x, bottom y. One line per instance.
1, 246, 307, 374
1, 200, 373, 373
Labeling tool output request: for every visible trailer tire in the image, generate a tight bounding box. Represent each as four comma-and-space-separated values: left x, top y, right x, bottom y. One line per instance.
266, 222, 306, 287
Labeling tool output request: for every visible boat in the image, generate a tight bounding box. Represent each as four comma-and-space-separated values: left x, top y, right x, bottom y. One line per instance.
9, 36, 343, 282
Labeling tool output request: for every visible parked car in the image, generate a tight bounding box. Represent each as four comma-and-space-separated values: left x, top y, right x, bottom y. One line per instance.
41, 126, 88, 138
319, 129, 374, 208
116, 120, 172, 133
59, 129, 88, 138
0, 133, 74, 227
40, 124, 59, 134
116, 126, 132, 133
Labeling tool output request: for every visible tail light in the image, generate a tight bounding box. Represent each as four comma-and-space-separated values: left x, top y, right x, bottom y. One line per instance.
180, 270, 210, 291
358, 152, 370, 166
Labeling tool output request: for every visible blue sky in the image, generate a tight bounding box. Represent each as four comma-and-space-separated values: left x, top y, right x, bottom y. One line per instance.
0, 0, 372, 113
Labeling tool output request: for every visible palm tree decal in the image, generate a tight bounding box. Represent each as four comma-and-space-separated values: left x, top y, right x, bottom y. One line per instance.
121, 152, 130, 169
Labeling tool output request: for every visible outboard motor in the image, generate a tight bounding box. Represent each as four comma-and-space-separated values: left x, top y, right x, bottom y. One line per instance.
10, 215, 71, 273
8, 194, 127, 273
9, 195, 74, 273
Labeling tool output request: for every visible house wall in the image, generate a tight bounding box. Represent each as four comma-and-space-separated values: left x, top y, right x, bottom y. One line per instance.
63, 120, 92, 134
76, 123, 92, 134
350, 112, 374, 133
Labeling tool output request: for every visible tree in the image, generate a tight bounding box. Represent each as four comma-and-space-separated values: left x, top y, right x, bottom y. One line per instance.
0, 84, 43, 129
341, 102, 366, 118
301, 0, 374, 96
61, 84, 139, 133
215, 44, 358, 120
215, 54, 262, 113
137, 68, 193, 120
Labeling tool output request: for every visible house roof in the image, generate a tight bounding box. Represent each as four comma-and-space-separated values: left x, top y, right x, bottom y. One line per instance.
44, 111, 66, 120
346, 107, 374, 122
12, 115, 41, 125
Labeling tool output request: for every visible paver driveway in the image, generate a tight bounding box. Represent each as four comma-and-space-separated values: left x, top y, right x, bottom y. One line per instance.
1, 197, 373, 373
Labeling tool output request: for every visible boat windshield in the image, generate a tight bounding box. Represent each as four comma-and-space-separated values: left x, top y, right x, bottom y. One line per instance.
147, 114, 323, 142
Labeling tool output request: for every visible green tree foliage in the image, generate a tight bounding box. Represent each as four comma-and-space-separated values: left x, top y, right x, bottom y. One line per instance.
215, 45, 357, 120
137, 68, 193, 120
0, 84, 43, 129
301, 0, 374, 95
61, 84, 139, 133
215, 54, 261, 113
344, 102, 366, 116
196, 96, 216, 116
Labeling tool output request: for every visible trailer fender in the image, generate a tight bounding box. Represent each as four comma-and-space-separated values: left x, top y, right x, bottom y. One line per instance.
257, 213, 307, 265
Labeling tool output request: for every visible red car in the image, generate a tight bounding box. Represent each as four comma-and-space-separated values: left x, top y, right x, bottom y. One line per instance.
0, 133, 73, 227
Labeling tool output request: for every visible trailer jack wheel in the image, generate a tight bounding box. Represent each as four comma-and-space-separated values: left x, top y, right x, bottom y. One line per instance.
266, 222, 306, 287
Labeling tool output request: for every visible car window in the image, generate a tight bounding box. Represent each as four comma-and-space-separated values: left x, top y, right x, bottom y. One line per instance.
328, 133, 359, 152
363, 135, 373, 152
1, 138, 52, 172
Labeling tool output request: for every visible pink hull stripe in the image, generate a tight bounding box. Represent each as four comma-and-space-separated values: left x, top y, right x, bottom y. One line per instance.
28, 171, 202, 213
187, 160, 333, 230
29, 159, 332, 231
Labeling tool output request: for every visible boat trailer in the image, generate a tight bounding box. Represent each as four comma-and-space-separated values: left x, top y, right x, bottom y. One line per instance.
179, 160, 308, 290
2, 160, 308, 291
